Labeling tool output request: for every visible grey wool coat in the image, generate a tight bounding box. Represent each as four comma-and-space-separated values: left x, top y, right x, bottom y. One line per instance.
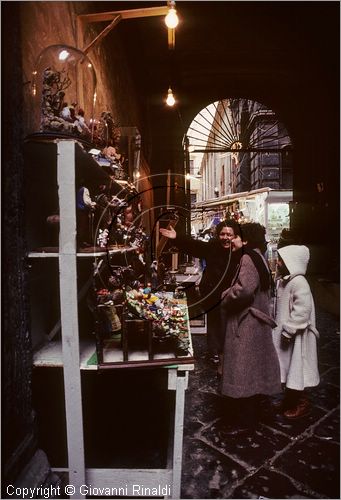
272, 245, 320, 391
220, 250, 281, 399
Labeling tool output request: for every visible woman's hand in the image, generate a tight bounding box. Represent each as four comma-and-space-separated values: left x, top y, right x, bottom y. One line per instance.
159, 225, 177, 239
281, 333, 292, 348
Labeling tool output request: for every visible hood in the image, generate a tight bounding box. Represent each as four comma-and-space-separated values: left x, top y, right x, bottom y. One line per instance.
277, 245, 310, 276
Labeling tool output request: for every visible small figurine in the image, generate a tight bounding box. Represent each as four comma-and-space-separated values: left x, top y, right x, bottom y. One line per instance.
150, 260, 158, 290
96, 111, 119, 147
124, 205, 134, 226
102, 146, 122, 164
157, 258, 166, 285
93, 184, 113, 236
96, 289, 122, 337
40, 67, 74, 133
59, 101, 76, 120
97, 228, 109, 248
76, 184, 96, 247
75, 108, 91, 136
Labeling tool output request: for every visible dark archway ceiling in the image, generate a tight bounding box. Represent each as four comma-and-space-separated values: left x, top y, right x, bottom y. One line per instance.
90, 1, 339, 197
96, 1, 339, 121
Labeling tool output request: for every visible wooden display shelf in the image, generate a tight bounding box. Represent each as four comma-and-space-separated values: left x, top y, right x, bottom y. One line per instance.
27, 245, 138, 258
174, 273, 201, 283
33, 339, 97, 370
95, 294, 195, 370
99, 337, 195, 370
33, 338, 194, 371
25, 139, 193, 498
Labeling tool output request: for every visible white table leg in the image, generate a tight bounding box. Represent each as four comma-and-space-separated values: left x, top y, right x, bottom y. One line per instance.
168, 369, 188, 499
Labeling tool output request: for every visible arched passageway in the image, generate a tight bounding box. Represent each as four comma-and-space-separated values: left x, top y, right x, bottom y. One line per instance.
185, 98, 293, 244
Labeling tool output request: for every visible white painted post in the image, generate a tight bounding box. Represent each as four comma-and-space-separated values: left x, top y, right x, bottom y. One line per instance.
57, 140, 86, 497
171, 371, 188, 499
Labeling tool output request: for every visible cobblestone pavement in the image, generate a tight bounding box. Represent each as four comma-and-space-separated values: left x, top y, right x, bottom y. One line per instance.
181, 307, 340, 499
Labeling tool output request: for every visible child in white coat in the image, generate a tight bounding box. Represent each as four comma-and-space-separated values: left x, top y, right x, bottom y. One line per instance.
272, 245, 320, 419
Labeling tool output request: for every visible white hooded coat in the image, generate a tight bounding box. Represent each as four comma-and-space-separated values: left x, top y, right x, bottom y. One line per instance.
272, 245, 320, 390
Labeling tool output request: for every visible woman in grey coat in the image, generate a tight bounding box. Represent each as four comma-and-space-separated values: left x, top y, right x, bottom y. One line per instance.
220, 223, 281, 433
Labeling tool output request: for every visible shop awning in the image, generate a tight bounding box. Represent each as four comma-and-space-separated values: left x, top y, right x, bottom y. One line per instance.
193, 188, 292, 211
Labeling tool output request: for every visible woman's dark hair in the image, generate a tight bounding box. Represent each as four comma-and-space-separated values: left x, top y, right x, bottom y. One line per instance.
214, 220, 242, 238
277, 228, 299, 249
241, 222, 271, 289
240, 222, 267, 253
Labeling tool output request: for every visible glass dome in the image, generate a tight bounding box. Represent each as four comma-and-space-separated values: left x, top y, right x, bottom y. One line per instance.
29, 44, 97, 142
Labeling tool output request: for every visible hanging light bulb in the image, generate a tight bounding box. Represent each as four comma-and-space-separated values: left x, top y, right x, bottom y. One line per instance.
166, 87, 175, 106
31, 70, 37, 96
165, 1, 179, 29
58, 49, 70, 61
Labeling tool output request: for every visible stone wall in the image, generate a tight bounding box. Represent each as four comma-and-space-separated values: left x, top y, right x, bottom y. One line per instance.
2, 2, 35, 490
20, 1, 141, 136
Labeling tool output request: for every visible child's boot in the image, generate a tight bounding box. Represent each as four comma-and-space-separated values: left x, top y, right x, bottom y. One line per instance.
283, 395, 310, 419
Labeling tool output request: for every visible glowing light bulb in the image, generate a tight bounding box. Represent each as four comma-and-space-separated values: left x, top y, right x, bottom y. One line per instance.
58, 49, 70, 61
166, 87, 175, 106
165, 2, 179, 29
31, 70, 38, 96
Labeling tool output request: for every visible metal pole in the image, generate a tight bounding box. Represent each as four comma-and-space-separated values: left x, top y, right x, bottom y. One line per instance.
184, 136, 191, 238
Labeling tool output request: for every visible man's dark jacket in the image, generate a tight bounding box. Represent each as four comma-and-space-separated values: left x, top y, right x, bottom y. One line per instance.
174, 235, 242, 311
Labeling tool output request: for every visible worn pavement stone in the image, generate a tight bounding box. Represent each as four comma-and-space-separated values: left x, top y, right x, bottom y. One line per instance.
181, 306, 340, 499
231, 468, 319, 499
182, 439, 246, 499
272, 437, 340, 498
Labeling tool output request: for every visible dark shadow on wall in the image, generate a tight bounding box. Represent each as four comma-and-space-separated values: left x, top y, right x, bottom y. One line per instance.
1, 1, 36, 490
